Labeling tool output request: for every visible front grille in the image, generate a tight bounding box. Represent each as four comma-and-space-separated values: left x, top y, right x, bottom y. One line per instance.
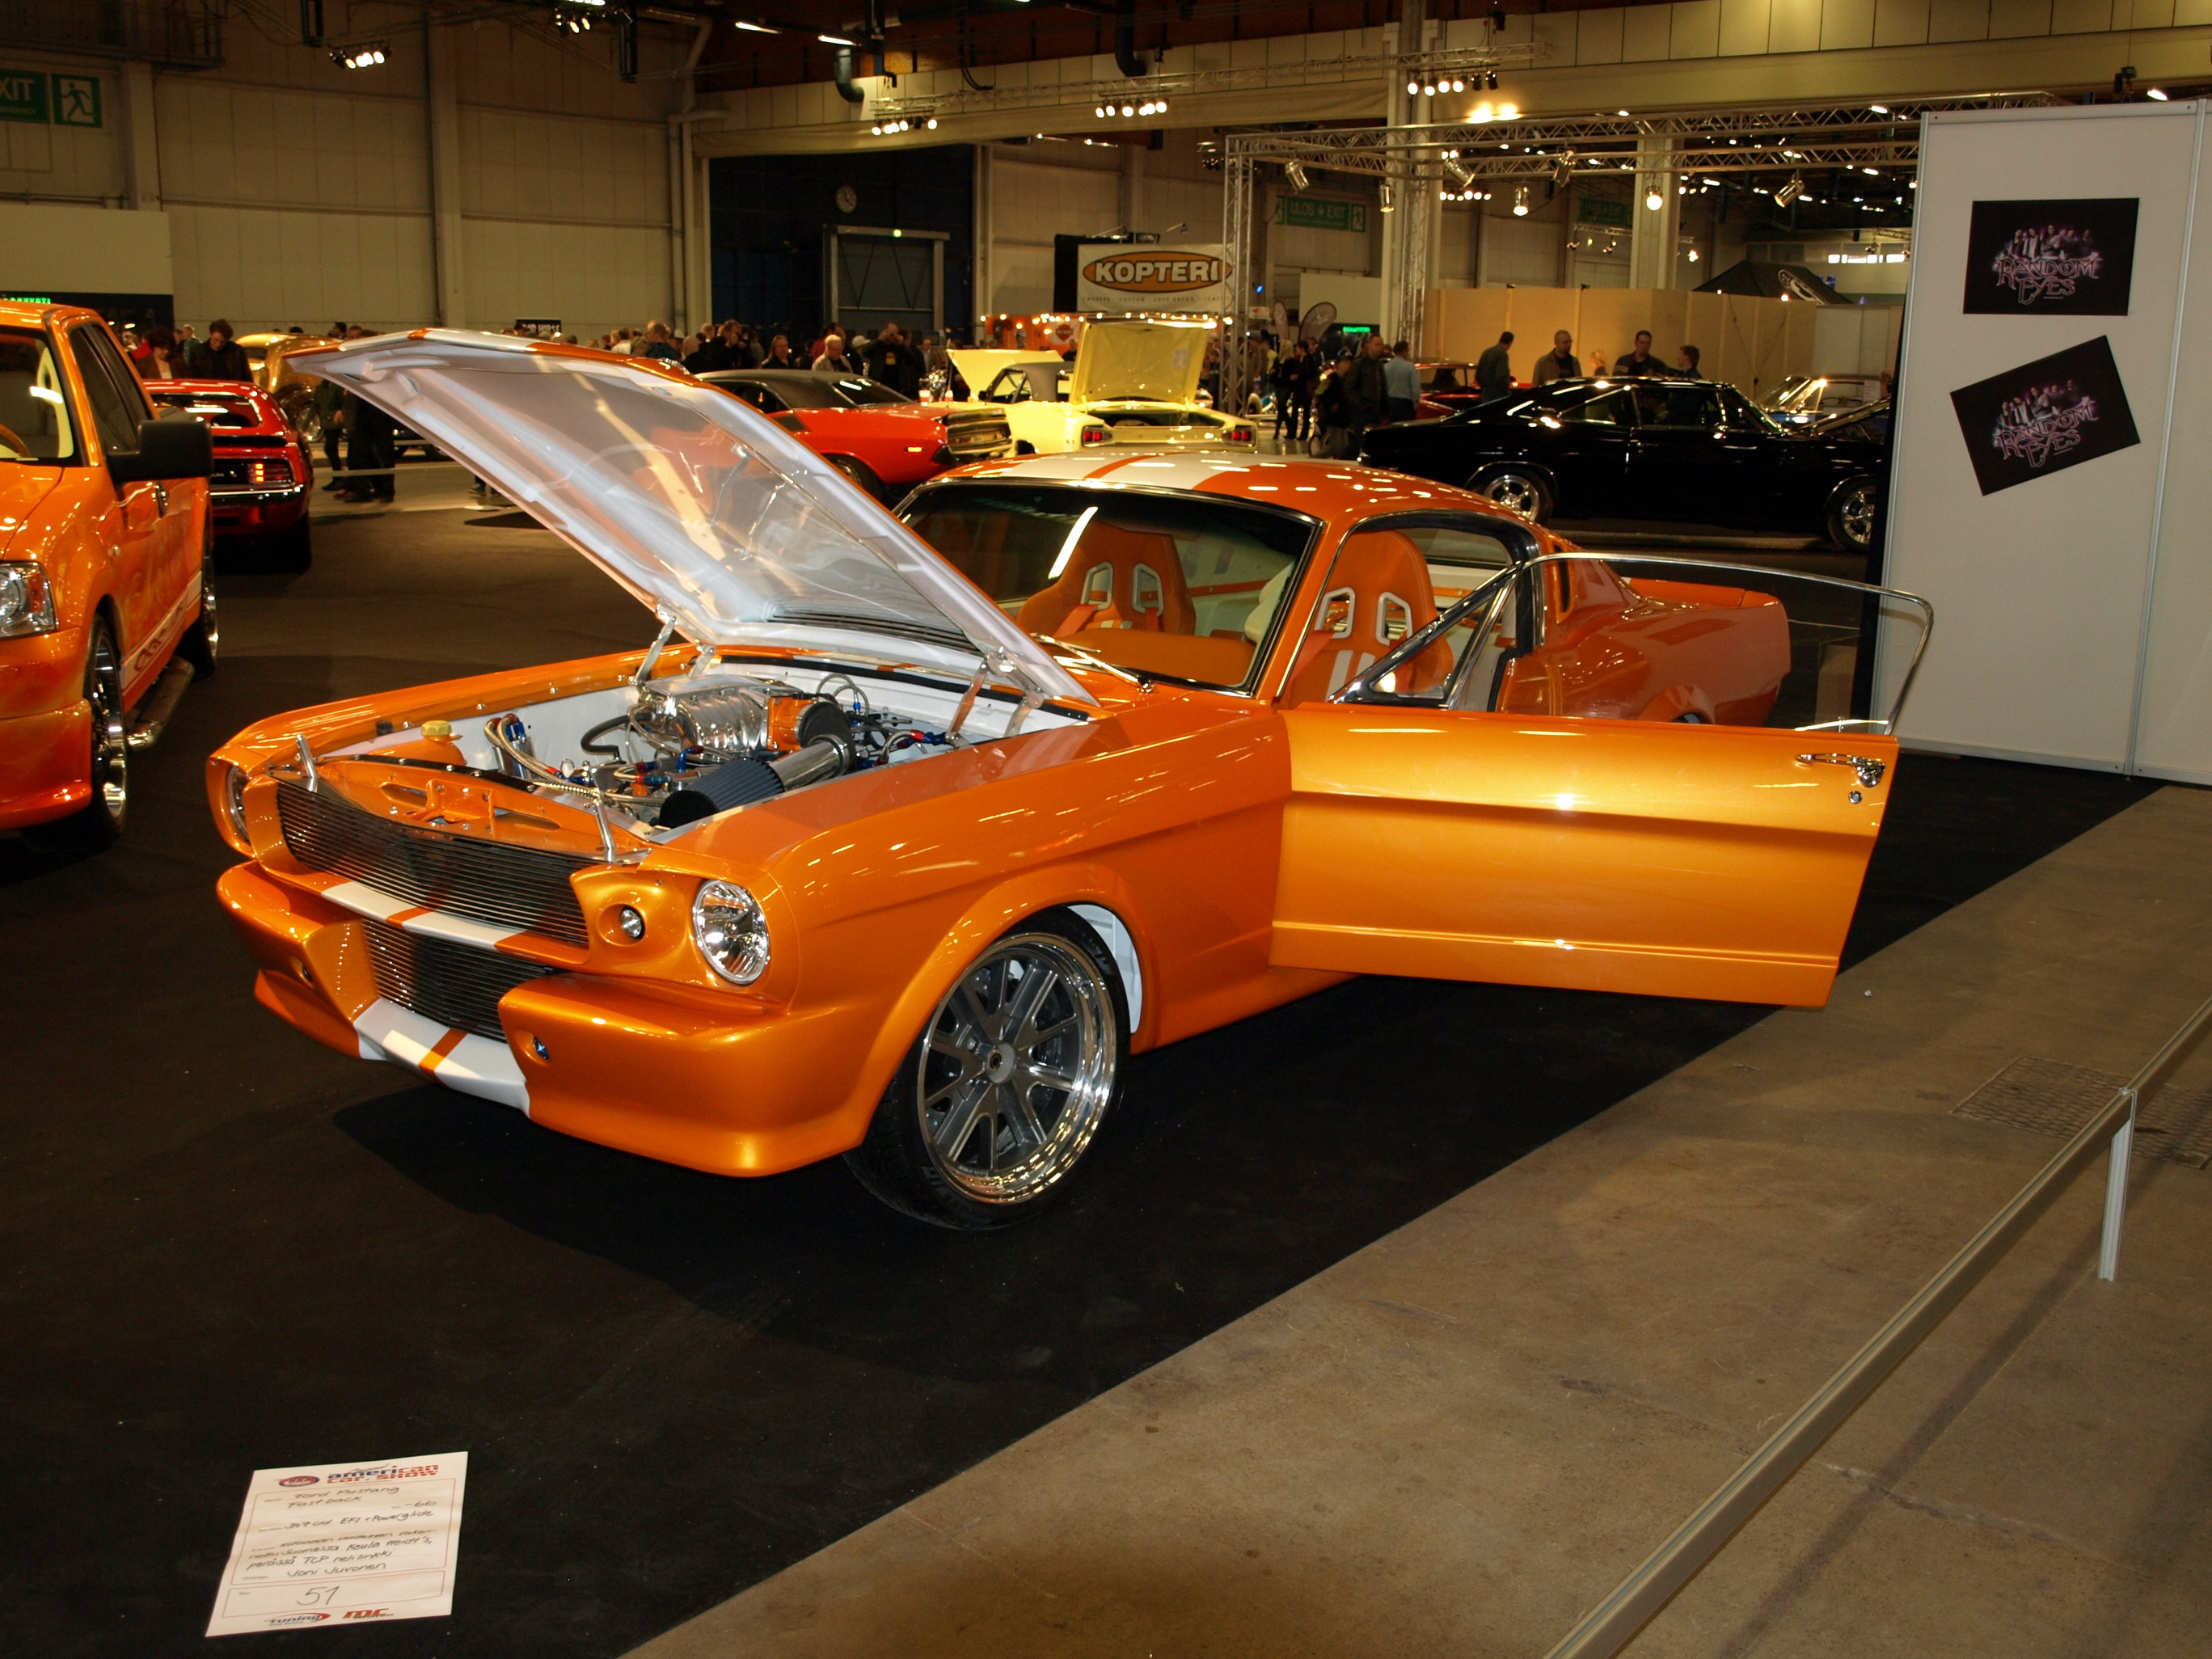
276, 779, 593, 947
943, 409, 1013, 458
361, 917, 555, 1041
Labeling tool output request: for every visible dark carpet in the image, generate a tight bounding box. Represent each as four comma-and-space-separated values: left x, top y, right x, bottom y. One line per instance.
0, 510, 2160, 1657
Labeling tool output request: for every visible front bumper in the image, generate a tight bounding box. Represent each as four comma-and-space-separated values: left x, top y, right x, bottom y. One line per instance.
0, 626, 90, 829
217, 861, 882, 1178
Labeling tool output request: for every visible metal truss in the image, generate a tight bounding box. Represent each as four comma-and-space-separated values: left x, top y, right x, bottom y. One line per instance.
1215, 92, 2062, 408
865, 40, 1549, 125
1223, 92, 2062, 182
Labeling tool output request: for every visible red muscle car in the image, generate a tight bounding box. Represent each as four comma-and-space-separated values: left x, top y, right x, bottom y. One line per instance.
698, 369, 1011, 504
146, 378, 313, 569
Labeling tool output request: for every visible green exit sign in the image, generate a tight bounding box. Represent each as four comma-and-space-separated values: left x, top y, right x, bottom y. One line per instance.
1277, 196, 1370, 234
1577, 196, 1632, 229
0, 68, 49, 125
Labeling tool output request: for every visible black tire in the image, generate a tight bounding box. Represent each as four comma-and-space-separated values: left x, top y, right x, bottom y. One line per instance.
1470, 464, 1554, 522
845, 908, 1129, 1230
826, 454, 893, 506
25, 611, 127, 854
1827, 477, 1877, 555
177, 555, 218, 679
263, 514, 313, 572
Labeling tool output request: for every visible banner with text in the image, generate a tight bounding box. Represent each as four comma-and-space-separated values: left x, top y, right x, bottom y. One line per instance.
1075, 243, 1230, 315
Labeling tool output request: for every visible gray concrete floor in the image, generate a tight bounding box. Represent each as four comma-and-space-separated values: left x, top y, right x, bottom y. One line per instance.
627, 786, 2212, 1659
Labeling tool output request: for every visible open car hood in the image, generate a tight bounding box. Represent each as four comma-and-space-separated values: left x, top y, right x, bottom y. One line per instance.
305, 331, 1090, 706
1066, 320, 1210, 406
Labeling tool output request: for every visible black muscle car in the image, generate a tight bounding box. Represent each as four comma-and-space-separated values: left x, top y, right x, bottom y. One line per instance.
1358, 378, 1888, 553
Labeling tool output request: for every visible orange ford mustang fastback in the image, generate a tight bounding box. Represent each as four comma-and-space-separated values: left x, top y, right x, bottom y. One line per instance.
208, 331, 1929, 1228
3, 302, 215, 850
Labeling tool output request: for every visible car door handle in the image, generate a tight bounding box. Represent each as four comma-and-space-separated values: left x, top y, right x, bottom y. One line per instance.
1796, 752, 1887, 787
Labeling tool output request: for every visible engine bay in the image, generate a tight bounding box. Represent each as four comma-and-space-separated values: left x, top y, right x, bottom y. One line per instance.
323, 658, 1083, 838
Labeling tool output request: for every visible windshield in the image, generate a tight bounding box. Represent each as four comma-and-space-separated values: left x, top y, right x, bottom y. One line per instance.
901, 480, 1319, 691
747, 374, 910, 411
149, 388, 263, 428
0, 327, 77, 462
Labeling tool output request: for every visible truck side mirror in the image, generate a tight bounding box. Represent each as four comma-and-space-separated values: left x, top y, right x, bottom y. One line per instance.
109, 412, 213, 485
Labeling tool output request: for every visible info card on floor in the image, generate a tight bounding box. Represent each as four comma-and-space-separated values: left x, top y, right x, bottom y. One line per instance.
205, 1453, 468, 1636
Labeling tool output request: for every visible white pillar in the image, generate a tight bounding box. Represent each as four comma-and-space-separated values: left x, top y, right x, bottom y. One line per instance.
1629, 133, 1680, 290
1120, 142, 1145, 233
424, 20, 465, 327
120, 61, 159, 211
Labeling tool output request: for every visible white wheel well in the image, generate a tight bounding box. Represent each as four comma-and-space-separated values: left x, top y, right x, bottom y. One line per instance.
1068, 903, 1142, 1031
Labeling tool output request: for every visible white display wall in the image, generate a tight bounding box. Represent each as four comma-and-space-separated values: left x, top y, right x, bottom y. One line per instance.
1880, 102, 2212, 784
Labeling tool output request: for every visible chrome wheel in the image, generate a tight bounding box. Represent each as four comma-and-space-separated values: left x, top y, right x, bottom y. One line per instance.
915, 931, 1117, 1205
86, 619, 128, 832
1479, 470, 1545, 519
1834, 480, 1877, 551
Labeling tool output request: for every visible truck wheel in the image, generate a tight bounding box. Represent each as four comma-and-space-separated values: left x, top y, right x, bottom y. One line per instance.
845, 910, 1128, 1230
27, 614, 128, 853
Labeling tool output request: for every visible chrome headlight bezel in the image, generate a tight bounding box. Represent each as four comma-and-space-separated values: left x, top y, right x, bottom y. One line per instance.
224, 762, 251, 851
0, 561, 58, 639
691, 880, 770, 986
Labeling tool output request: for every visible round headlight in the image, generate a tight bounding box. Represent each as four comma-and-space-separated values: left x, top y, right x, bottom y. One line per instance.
692, 880, 770, 985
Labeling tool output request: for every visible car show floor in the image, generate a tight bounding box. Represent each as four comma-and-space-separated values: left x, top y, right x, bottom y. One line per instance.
631, 786, 2212, 1659
0, 500, 2164, 1657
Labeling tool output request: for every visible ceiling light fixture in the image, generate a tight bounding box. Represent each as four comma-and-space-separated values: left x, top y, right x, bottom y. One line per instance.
733, 19, 777, 32
1869, 103, 1889, 114
2149, 87, 2170, 99
1285, 160, 1310, 190
331, 42, 386, 67
1446, 158, 1475, 187
1513, 186, 1529, 217
1379, 184, 1395, 213
1645, 188, 1664, 210
820, 33, 855, 46
1471, 101, 1493, 121
1775, 175, 1803, 206
1497, 102, 1518, 118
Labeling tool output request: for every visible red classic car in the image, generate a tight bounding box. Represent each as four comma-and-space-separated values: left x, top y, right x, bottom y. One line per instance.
698, 369, 1011, 504
146, 378, 313, 569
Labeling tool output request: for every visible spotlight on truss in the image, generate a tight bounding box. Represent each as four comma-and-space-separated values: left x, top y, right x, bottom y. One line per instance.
1284, 160, 1310, 191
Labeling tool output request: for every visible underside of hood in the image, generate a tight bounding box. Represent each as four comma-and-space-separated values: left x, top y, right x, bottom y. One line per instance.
1068, 321, 1210, 406
302, 331, 1091, 707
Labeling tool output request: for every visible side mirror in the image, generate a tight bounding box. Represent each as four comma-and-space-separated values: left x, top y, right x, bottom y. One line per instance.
109, 413, 213, 485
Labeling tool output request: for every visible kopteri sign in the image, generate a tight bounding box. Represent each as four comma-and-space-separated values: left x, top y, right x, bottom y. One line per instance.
1075, 243, 1230, 314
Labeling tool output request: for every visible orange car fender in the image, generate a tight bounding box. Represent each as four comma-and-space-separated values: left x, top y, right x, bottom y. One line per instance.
838, 859, 1160, 1135
1636, 683, 1717, 724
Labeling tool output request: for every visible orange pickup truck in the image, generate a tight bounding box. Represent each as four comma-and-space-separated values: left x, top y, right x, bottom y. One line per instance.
1, 302, 216, 850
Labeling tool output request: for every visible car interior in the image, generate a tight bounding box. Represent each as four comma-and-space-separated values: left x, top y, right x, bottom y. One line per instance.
0, 331, 78, 462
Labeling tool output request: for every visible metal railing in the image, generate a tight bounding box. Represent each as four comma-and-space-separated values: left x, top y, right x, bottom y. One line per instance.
1544, 990, 2212, 1659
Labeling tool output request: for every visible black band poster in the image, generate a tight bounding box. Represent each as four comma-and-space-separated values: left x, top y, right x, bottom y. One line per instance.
1948, 336, 2139, 496
1963, 197, 2138, 314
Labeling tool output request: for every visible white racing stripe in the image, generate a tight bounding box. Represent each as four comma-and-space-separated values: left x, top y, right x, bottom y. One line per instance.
319, 880, 526, 948
353, 997, 532, 1113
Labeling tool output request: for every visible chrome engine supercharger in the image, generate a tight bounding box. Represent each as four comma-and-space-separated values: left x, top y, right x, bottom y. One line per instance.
475, 666, 958, 832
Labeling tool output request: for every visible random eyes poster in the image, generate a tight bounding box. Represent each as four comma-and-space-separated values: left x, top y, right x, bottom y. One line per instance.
1962, 197, 2138, 314
1948, 336, 2139, 496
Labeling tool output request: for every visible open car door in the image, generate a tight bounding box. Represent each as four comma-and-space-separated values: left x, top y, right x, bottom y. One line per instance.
1270, 544, 1931, 1007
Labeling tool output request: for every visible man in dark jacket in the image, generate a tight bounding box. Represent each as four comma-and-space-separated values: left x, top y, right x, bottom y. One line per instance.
863, 324, 922, 397
191, 319, 252, 382
1674, 344, 1703, 378
1340, 336, 1388, 437
1615, 331, 1663, 376
1474, 331, 1515, 398
1530, 330, 1581, 386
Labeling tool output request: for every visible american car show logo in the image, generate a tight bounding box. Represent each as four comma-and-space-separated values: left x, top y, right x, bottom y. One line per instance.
1079, 252, 1228, 293
277, 1475, 319, 1486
